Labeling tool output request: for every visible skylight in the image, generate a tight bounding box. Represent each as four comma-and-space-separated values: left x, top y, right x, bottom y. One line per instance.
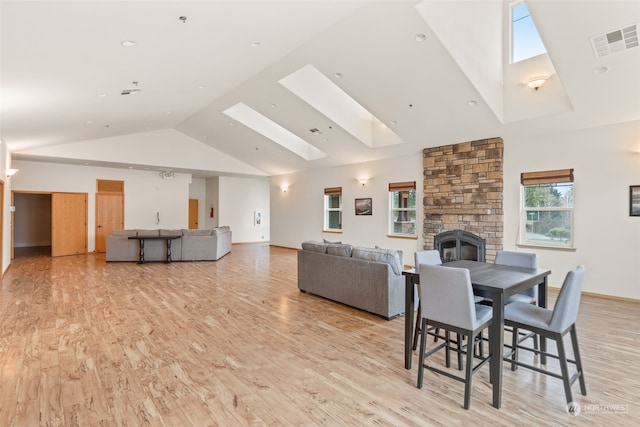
278, 64, 403, 148
511, 2, 547, 63
223, 102, 326, 161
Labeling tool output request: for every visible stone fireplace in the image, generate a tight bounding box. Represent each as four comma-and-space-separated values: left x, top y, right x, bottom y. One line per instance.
421, 138, 503, 262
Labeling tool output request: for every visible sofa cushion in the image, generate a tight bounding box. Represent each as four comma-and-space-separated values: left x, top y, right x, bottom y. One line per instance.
111, 229, 137, 237
183, 229, 212, 236
352, 247, 403, 275
324, 239, 342, 244
376, 245, 404, 269
326, 243, 353, 257
137, 229, 160, 237
301, 241, 327, 253
160, 229, 183, 237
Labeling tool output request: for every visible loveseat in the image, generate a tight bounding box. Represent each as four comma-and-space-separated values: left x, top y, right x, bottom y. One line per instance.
105, 226, 231, 262
297, 241, 405, 320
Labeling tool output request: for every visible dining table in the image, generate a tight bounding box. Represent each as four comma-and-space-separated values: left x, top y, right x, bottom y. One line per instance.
402, 259, 551, 409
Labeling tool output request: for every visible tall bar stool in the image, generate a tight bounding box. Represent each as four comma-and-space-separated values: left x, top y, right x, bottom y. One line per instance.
416, 264, 492, 409
504, 265, 587, 406
495, 250, 539, 349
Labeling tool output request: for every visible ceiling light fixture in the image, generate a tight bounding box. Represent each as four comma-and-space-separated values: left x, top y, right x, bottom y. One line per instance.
415, 33, 427, 42
121, 40, 136, 47
251, 41, 261, 47
593, 66, 608, 74
525, 76, 548, 90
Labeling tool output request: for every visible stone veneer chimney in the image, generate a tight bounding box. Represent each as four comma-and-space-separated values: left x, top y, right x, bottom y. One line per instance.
421, 137, 503, 262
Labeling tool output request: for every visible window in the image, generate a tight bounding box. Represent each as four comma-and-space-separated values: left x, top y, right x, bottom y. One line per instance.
324, 187, 342, 231
520, 169, 574, 247
511, 1, 546, 63
389, 181, 417, 237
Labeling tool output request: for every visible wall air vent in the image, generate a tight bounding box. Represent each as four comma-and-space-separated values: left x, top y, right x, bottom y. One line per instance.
121, 88, 141, 95
591, 23, 638, 58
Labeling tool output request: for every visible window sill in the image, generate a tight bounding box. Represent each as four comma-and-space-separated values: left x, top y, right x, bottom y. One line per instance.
517, 243, 577, 251
323, 230, 342, 234
387, 234, 417, 240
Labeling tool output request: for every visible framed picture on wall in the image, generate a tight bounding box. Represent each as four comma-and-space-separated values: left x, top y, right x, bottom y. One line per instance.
630, 186, 640, 216
355, 198, 372, 216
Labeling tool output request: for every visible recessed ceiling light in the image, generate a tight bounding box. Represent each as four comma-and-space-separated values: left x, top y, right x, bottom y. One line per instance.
229, 122, 235, 126
197, 85, 206, 89
593, 66, 608, 74
86, 120, 93, 124
467, 100, 478, 106
121, 40, 137, 47
390, 120, 398, 125
97, 93, 107, 97
415, 33, 427, 42
334, 72, 343, 79
165, 111, 172, 115
270, 103, 277, 108
251, 41, 261, 47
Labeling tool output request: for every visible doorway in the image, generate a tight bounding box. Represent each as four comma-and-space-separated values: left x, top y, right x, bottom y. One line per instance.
188, 198, 199, 229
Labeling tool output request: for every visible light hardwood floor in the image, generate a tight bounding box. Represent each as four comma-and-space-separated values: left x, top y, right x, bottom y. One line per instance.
1, 243, 638, 426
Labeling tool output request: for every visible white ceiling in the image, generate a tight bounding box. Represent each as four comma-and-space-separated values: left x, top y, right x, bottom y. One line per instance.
2, 0, 639, 177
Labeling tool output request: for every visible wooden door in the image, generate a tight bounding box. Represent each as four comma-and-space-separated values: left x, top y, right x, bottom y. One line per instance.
95, 193, 124, 252
188, 198, 199, 229
52, 193, 87, 257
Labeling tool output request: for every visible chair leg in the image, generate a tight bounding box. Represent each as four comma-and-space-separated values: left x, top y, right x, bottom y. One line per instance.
412, 303, 421, 351
555, 333, 574, 405
570, 325, 587, 396
417, 318, 428, 389
456, 333, 463, 370
445, 331, 451, 368
463, 332, 474, 409
510, 326, 519, 371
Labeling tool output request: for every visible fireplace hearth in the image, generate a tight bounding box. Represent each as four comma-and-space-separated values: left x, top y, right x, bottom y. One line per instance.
434, 230, 486, 263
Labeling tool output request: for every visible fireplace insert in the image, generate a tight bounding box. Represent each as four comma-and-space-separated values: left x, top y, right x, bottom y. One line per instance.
434, 230, 486, 263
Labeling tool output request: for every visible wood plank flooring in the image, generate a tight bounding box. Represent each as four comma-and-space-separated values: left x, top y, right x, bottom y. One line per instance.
1, 243, 638, 426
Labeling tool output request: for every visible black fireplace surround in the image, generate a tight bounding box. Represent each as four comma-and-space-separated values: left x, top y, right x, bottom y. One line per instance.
434, 230, 486, 263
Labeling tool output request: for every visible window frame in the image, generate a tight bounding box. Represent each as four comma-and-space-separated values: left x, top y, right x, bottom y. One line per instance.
388, 181, 417, 238
324, 187, 342, 232
519, 169, 575, 249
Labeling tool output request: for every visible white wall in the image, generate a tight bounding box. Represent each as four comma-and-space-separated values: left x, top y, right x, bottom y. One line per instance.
270, 153, 423, 264
204, 176, 220, 229
219, 176, 270, 243
1, 138, 11, 274
270, 121, 640, 300
503, 120, 640, 299
10, 160, 191, 252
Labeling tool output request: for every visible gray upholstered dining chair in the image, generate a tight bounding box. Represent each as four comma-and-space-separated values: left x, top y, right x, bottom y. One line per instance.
504, 265, 587, 406
416, 264, 492, 409
412, 250, 442, 351
495, 250, 539, 349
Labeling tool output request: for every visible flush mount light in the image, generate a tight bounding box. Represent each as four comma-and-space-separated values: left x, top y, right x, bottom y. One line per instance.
467, 100, 478, 106
121, 40, 136, 47
334, 72, 343, 79
97, 93, 108, 97
593, 66, 608, 74
415, 33, 427, 42
251, 41, 261, 47
525, 76, 548, 90
390, 120, 398, 125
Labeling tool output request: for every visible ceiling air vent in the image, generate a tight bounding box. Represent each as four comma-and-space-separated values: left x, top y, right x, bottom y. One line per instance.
121, 88, 141, 95
591, 23, 638, 58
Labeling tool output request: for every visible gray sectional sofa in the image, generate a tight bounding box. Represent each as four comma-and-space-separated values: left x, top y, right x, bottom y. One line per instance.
297, 241, 405, 320
106, 226, 231, 262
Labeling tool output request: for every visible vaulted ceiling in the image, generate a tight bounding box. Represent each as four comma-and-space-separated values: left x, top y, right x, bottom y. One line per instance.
2, 0, 639, 177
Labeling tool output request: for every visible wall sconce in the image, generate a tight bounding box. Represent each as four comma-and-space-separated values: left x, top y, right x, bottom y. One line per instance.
6, 168, 18, 178
280, 185, 289, 193
525, 76, 548, 91
159, 171, 175, 179
357, 178, 368, 186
